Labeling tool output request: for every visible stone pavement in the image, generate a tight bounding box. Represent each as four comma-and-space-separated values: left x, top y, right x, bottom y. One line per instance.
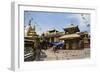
41, 48, 90, 61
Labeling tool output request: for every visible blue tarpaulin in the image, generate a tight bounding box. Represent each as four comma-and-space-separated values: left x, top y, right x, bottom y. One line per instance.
52, 42, 64, 46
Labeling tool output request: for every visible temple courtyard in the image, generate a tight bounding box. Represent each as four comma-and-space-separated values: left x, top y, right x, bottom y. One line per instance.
39, 48, 90, 61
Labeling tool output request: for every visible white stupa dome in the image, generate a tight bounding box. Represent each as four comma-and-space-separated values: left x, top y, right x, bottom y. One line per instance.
24, 25, 29, 36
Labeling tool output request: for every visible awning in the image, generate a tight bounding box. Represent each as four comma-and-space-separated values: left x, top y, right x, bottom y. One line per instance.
52, 42, 64, 46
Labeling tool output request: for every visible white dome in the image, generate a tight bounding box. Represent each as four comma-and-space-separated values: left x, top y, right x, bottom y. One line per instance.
24, 25, 30, 36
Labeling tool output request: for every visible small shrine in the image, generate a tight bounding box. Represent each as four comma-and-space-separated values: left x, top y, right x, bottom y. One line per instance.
59, 24, 82, 50
43, 29, 64, 43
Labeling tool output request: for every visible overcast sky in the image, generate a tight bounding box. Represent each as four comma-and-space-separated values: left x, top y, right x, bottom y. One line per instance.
24, 11, 90, 35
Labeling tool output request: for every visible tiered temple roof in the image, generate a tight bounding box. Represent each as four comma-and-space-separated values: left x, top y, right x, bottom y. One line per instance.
59, 24, 80, 40
24, 20, 38, 38
63, 24, 80, 34
44, 29, 64, 38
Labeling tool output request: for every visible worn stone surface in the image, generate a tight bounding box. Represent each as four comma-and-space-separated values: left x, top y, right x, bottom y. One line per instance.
40, 48, 90, 61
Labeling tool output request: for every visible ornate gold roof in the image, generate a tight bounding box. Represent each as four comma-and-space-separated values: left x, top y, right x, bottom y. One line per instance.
24, 23, 38, 37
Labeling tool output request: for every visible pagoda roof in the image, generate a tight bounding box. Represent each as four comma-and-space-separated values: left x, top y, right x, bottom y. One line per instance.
77, 32, 89, 35
59, 33, 80, 40
65, 25, 77, 28
44, 32, 64, 38
47, 29, 59, 33
63, 24, 80, 32
24, 39, 34, 42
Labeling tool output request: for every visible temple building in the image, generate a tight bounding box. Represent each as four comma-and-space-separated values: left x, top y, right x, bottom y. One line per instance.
59, 24, 90, 50
59, 24, 81, 50
24, 20, 38, 39
24, 19, 39, 47
24, 20, 39, 61
43, 29, 64, 43
78, 32, 90, 48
